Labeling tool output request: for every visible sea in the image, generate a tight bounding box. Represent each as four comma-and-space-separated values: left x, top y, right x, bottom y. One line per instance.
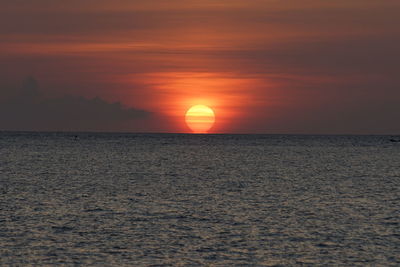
0, 132, 399, 266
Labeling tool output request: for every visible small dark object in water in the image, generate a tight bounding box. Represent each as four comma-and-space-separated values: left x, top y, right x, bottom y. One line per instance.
389, 139, 400, 142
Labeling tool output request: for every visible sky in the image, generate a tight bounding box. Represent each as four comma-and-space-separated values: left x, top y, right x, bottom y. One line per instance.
1, 0, 399, 134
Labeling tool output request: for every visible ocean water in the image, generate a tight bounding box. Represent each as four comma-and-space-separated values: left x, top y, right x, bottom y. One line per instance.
0, 132, 399, 266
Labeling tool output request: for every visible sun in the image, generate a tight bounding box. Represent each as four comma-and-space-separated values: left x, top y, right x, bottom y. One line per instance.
185, 105, 215, 133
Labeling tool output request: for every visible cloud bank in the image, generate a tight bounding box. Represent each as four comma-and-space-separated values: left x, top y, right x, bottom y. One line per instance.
0, 77, 151, 132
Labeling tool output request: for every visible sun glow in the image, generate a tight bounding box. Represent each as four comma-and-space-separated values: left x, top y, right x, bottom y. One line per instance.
185, 105, 215, 133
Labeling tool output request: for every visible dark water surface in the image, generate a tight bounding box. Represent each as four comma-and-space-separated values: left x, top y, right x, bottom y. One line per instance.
1, 132, 399, 266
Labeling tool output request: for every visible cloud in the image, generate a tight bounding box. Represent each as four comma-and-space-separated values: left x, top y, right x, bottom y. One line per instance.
0, 77, 151, 132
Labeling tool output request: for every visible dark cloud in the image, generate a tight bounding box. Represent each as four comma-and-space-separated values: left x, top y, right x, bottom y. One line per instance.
0, 77, 151, 132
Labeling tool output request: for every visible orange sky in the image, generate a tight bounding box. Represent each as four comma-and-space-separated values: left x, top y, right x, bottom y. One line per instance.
1, 0, 399, 134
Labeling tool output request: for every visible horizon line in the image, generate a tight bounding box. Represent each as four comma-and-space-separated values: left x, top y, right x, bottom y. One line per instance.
0, 129, 398, 137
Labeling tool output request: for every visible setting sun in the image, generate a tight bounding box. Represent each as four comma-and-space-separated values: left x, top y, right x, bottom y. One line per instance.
185, 105, 215, 133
